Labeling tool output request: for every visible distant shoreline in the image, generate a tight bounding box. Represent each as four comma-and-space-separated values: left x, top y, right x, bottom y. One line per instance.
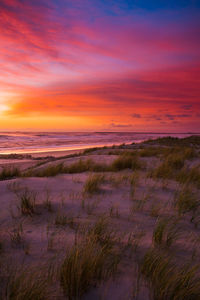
0, 133, 200, 157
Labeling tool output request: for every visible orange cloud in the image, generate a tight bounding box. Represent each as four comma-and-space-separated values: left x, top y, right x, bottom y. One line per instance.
0, 0, 200, 131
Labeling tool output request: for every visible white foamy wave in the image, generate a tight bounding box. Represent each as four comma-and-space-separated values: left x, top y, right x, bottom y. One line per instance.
0, 132, 199, 154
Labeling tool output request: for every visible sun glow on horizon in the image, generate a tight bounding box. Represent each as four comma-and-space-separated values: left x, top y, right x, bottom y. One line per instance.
0, 0, 199, 131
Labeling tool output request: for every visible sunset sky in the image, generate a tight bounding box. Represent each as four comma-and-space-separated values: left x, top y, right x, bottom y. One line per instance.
0, 0, 200, 132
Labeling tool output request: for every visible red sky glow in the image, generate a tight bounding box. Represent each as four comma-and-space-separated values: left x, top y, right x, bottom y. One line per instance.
0, 0, 200, 132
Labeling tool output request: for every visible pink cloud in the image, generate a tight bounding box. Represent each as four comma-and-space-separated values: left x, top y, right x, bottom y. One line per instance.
0, 0, 199, 131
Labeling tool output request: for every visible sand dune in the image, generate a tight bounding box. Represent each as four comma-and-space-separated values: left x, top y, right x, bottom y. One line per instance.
0, 137, 200, 299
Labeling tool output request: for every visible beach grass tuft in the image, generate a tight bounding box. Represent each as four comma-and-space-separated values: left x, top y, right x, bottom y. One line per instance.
153, 217, 180, 248
60, 218, 120, 299
83, 174, 105, 195
17, 187, 36, 216
1, 266, 48, 300
177, 166, 200, 188
0, 167, 21, 180
141, 247, 200, 300
174, 186, 199, 222
111, 153, 143, 171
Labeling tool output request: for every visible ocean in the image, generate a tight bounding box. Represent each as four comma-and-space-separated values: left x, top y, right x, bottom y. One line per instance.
0, 132, 199, 154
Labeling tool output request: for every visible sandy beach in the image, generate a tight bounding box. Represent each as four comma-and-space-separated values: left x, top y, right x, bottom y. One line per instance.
1, 0, 200, 298
0, 136, 200, 299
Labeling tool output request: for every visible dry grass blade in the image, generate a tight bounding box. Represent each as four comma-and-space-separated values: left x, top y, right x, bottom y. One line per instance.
83, 174, 105, 195
0, 266, 48, 300
0, 167, 21, 180
17, 188, 36, 216
111, 153, 143, 171
174, 186, 199, 223
60, 217, 120, 299
141, 248, 200, 300
153, 217, 180, 248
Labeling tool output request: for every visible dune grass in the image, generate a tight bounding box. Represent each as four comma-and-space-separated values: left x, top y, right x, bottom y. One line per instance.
0, 266, 48, 300
43, 189, 53, 212
111, 152, 143, 171
29, 159, 108, 177
140, 146, 181, 158
150, 203, 161, 218
16, 187, 36, 216
54, 210, 74, 228
150, 152, 186, 180
83, 174, 105, 195
68, 159, 108, 173
180, 147, 198, 160
9, 222, 24, 246
153, 217, 180, 248
31, 144, 197, 178
174, 186, 199, 223
150, 162, 173, 180
54, 212, 68, 226
60, 218, 120, 299
135, 144, 197, 160
148, 143, 199, 182
28, 152, 144, 178
82, 198, 101, 215
129, 172, 139, 200
60, 237, 118, 299
108, 173, 129, 188
1, 138, 199, 299
144, 135, 200, 147
109, 203, 120, 218
7, 181, 22, 194
165, 153, 185, 169
0, 240, 3, 253
141, 248, 200, 300
30, 163, 64, 177
139, 147, 162, 157
177, 166, 200, 188
87, 217, 118, 248
0, 167, 21, 180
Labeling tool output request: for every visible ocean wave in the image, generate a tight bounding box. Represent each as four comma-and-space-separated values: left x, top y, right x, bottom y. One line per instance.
0, 132, 199, 154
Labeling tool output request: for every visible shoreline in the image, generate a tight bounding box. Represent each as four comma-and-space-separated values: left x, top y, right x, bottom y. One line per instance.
0, 142, 135, 158
1, 133, 200, 158
1, 133, 199, 158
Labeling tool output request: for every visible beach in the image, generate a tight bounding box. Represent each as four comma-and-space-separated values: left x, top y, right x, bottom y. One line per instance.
0, 132, 197, 155
1, 0, 200, 298
0, 136, 200, 299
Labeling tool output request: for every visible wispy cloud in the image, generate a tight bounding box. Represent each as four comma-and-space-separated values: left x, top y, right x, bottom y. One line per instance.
109, 123, 133, 128
0, 0, 200, 131
131, 113, 141, 118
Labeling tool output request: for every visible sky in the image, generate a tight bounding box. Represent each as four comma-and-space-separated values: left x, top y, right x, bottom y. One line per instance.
0, 0, 200, 132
